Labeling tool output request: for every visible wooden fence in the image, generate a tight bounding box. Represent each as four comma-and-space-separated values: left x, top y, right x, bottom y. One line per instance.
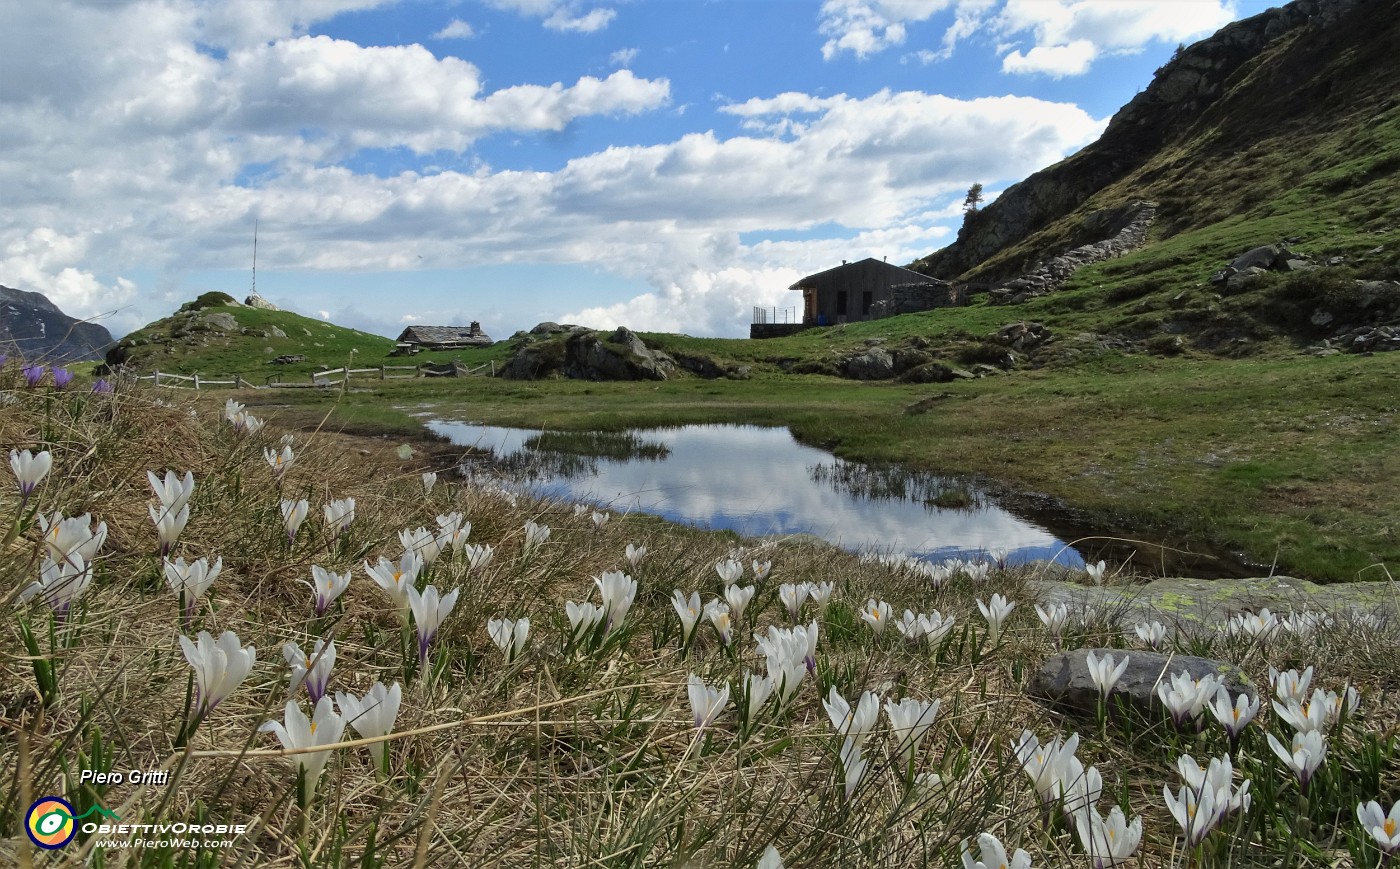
137, 371, 253, 389
267, 360, 496, 388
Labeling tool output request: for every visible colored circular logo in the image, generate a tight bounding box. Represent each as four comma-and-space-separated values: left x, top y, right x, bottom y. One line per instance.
26, 797, 77, 850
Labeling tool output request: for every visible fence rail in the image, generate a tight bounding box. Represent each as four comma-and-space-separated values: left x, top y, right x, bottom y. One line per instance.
138, 371, 252, 389
752, 306, 799, 325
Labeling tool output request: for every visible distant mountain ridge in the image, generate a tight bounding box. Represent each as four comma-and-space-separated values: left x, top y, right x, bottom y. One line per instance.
0, 284, 114, 363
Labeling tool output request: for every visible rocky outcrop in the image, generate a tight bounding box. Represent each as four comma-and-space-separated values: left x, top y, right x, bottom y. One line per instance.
989, 202, 1157, 304
244, 293, 278, 311
1210, 243, 1317, 291
1030, 649, 1254, 717
0, 285, 114, 363
841, 347, 895, 380
500, 325, 676, 381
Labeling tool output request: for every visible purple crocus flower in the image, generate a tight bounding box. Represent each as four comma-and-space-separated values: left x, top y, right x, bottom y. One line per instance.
91, 378, 113, 394
51, 367, 74, 390
23, 365, 46, 387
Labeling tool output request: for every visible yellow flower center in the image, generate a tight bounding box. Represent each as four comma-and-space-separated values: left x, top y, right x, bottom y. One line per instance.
310, 721, 318, 735
1385, 818, 1396, 837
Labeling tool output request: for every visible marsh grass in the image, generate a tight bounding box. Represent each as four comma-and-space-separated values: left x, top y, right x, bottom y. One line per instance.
2, 366, 1398, 867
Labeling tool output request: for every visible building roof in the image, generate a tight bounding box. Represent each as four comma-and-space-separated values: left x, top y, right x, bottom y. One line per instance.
788, 257, 930, 291
397, 325, 491, 344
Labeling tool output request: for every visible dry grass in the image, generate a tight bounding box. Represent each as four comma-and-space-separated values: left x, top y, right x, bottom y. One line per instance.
1, 368, 1398, 867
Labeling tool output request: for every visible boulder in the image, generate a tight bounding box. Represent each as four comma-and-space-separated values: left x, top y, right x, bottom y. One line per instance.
244, 293, 278, 311
1228, 244, 1283, 272
199, 311, 239, 333
841, 347, 895, 380
268, 354, 306, 365
1029, 648, 1254, 716
898, 362, 956, 384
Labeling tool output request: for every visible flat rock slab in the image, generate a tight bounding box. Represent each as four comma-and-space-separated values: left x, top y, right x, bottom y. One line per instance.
1028, 575, 1399, 631
1029, 648, 1254, 716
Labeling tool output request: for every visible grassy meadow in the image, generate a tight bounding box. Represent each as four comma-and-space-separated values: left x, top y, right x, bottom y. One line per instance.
3, 354, 1399, 868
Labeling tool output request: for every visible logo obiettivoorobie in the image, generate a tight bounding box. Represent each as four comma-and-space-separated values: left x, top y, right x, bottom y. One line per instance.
25, 797, 78, 849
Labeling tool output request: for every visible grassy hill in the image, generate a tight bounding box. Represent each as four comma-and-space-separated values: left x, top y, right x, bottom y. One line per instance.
103, 292, 508, 383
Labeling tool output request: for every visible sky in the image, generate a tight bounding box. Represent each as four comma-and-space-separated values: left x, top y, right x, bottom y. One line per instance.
1, 0, 1276, 341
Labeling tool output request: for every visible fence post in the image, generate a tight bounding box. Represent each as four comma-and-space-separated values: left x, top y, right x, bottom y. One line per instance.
193, 373, 200, 390
490, 360, 495, 377
380, 365, 386, 380
154, 370, 161, 387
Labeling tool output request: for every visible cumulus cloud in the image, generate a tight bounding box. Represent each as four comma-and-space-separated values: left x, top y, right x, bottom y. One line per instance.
432, 19, 475, 40
816, 0, 1235, 75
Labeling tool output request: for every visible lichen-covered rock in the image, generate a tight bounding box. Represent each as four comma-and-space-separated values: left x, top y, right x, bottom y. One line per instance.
841, 347, 895, 380
1029, 648, 1254, 716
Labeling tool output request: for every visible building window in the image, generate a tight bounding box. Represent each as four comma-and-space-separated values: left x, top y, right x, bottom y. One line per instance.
862, 291, 873, 315
836, 291, 847, 316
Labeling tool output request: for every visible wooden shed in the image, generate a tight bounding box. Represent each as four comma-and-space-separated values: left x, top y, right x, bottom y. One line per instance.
395, 322, 492, 351
789, 258, 961, 326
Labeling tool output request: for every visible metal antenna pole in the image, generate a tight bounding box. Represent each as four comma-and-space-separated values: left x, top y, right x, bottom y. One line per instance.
252, 219, 258, 295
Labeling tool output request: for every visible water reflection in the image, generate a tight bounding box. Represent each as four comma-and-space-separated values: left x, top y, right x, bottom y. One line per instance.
426, 421, 1083, 567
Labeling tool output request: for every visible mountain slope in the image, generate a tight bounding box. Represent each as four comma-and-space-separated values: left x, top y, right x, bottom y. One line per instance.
916, 0, 1399, 291
0, 285, 114, 362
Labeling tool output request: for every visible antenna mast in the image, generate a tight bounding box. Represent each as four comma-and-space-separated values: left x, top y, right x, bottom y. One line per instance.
251, 220, 258, 295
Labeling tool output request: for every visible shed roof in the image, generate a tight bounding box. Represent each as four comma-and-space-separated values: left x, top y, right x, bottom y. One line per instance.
788, 257, 929, 291
397, 325, 490, 344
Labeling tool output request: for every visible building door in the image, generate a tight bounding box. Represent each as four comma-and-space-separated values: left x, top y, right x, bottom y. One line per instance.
836, 291, 847, 316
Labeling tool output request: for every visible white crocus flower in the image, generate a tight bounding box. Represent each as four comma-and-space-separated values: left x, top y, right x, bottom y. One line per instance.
565, 600, 604, 645
594, 570, 637, 633
305, 565, 351, 617
687, 673, 730, 733
778, 583, 809, 621
487, 617, 530, 663
861, 599, 892, 636
751, 560, 772, 582
10, 448, 51, 503
223, 398, 245, 423
1157, 670, 1220, 729
1036, 602, 1069, 639
1084, 560, 1106, 585
840, 738, 868, 801
259, 696, 346, 803
725, 584, 756, 622
1177, 753, 1251, 817
671, 590, 702, 647
976, 593, 1016, 644
523, 520, 550, 553
624, 543, 647, 568
1209, 688, 1260, 742
806, 581, 834, 614
756, 844, 784, 869
284, 638, 336, 704
961, 832, 1033, 869
165, 556, 222, 625
714, 558, 743, 586
363, 552, 423, 621
421, 471, 437, 495
462, 542, 495, 571
1135, 620, 1168, 649
1014, 730, 1081, 807
281, 499, 309, 545
19, 555, 92, 617
1358, 800, 1400, 855
1164, 781, 1223, 845
335, 681, 402, 776
1267, 729, 1328, 790
741, 671, 774, 729
323, 498, 355, 537
264, 446, 294, 476
148, 469, 195, 515
706, 601, 733, 647
149, 503, 190, 557
885, 697, 941, 776
39, 511, 106, 568
591, 510, 609, 530
1074, 804, 1143, 869
1085, 650, 1129, 701
1275, 689, 1335, 734
1268, 665, 1315, 705
180, 629, 255, 721
406, 584, 460, 666
822, 686, 880, 747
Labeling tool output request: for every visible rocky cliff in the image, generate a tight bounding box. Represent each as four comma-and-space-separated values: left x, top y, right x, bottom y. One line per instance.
0, 285, 114, 363
916, 0, 1380, 283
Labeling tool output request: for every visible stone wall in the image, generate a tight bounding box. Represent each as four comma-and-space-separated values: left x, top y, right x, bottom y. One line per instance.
990, 201, 1157, 305
889, 280, 966, 315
